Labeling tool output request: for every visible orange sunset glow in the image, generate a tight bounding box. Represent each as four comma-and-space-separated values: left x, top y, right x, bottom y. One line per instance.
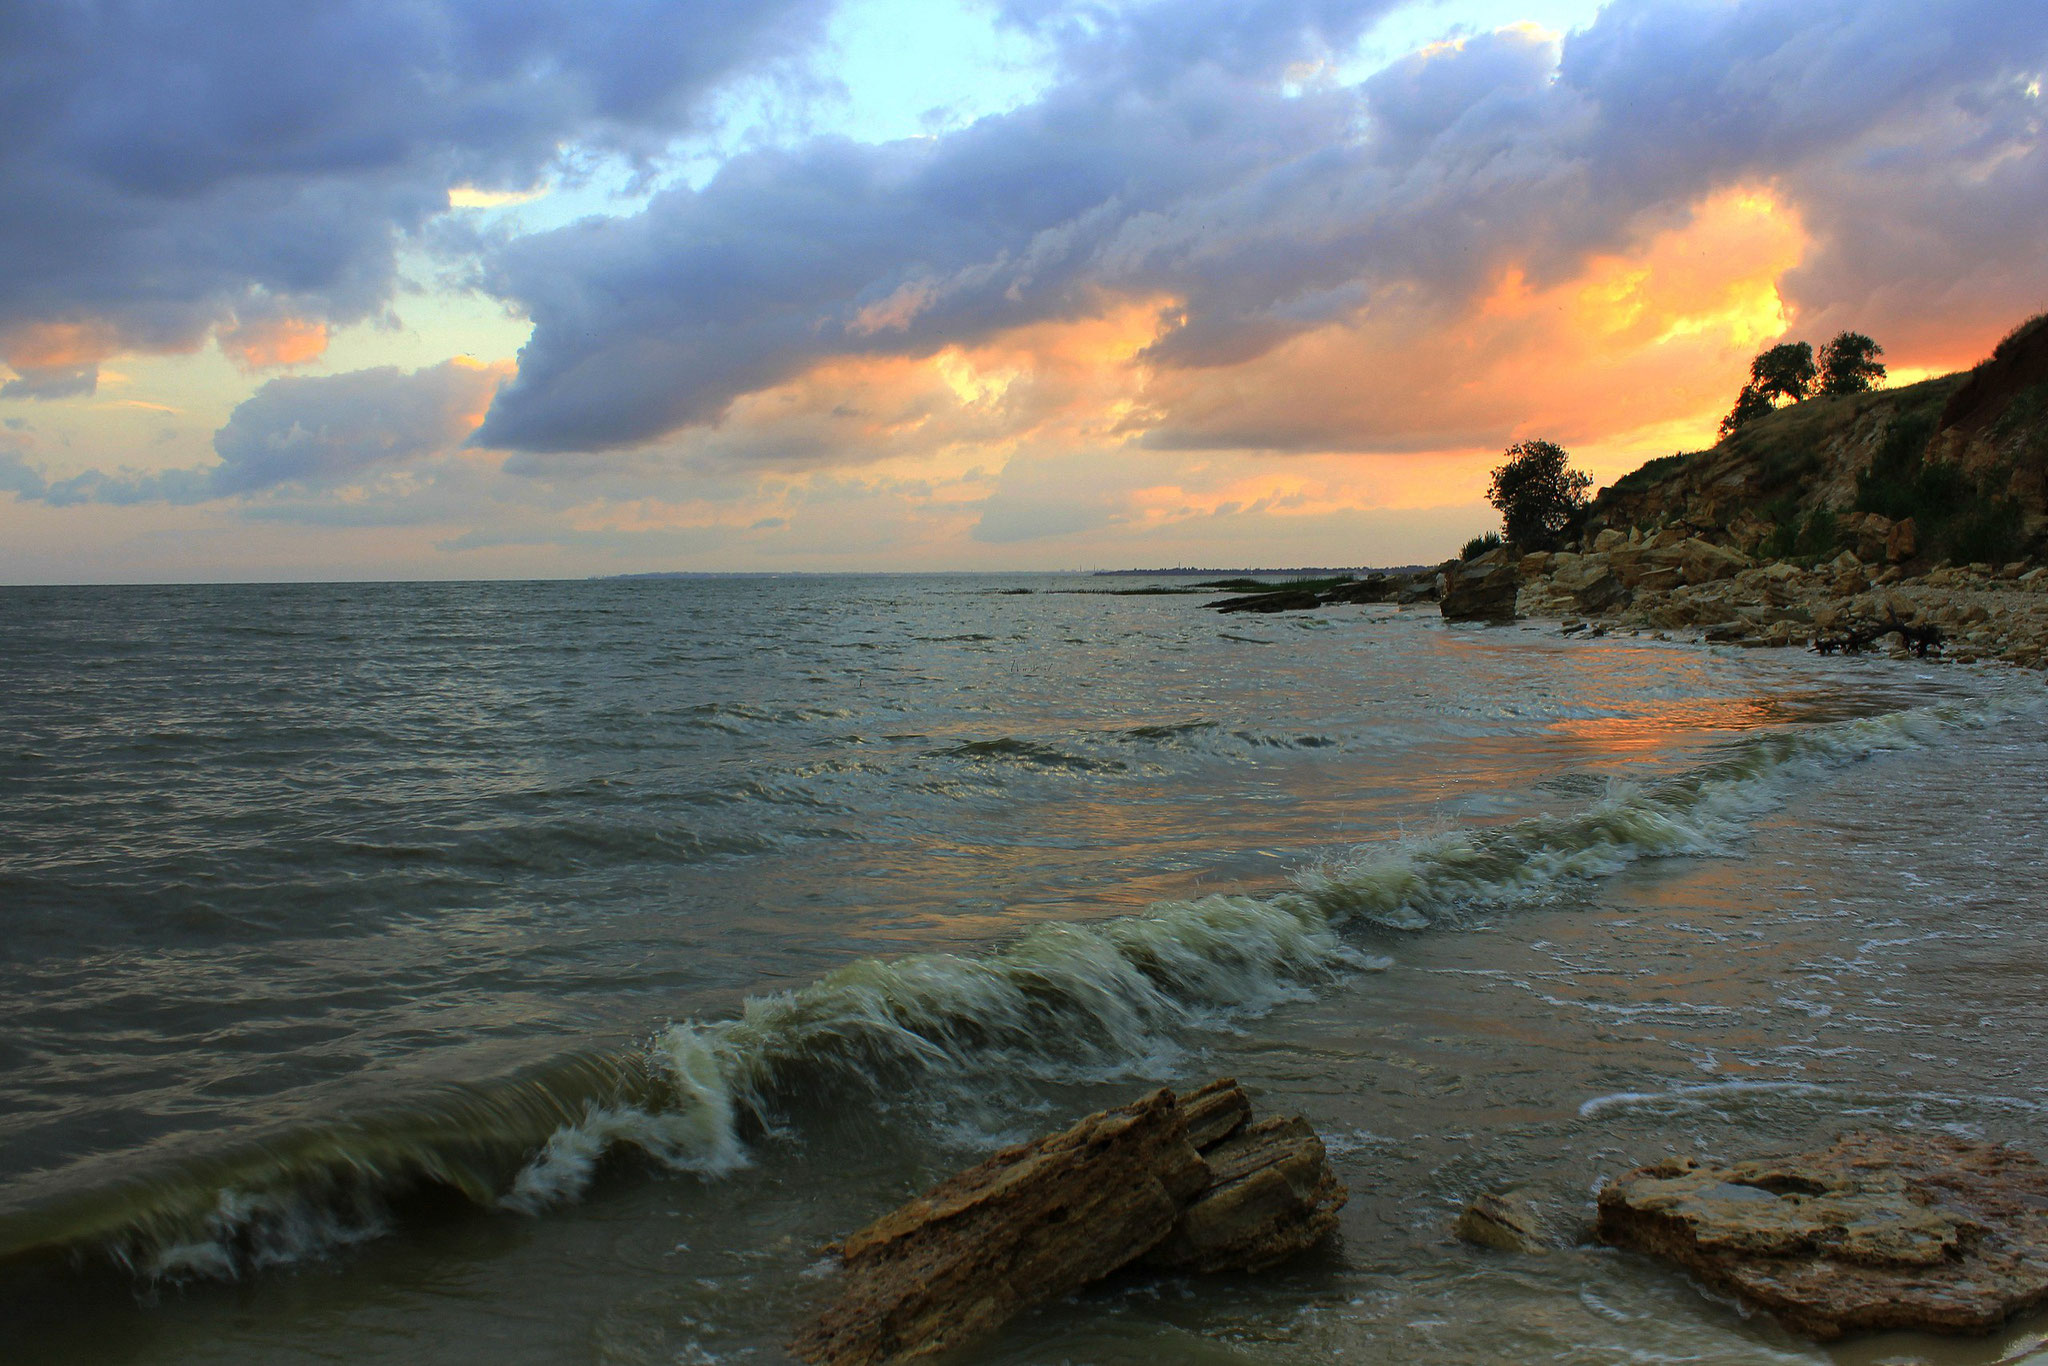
1, 0, 2042, 579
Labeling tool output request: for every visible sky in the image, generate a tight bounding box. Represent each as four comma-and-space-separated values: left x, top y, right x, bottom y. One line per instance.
1, 0, 2044, 582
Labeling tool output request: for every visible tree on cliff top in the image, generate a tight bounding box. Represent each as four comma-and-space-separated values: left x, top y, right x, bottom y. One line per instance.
1718, 383, 1775, 438
1818, 332, 1887, 395
1750, 342, 1817, 405
1721, 332, 1887, 437
1487, 439, 1591, 550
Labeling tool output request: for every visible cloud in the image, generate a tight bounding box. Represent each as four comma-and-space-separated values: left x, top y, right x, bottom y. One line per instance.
472, 0, 2048, 460
0, 366, 98, 400
0, 0, 833, 389
1, 357, 509, 505
209, 358, 511, 494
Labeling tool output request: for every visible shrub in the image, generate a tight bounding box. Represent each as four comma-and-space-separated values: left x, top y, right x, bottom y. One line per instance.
1947, 498, 2026, 565
1461, 532, 1504, 561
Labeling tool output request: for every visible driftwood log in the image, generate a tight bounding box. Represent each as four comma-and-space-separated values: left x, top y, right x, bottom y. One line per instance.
789, 1079, 1346, 1366
1597, 1132, 2048, 1340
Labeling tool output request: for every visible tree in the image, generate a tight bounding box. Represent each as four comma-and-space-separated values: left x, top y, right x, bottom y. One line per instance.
1817, 331, 1886, 395
1487, 439, 1591, 549
1718, 382, 1775, 438
1749, 341, 1816, 405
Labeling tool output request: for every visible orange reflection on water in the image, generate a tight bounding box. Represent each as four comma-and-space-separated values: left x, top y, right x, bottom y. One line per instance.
1547, 695, 1797, 755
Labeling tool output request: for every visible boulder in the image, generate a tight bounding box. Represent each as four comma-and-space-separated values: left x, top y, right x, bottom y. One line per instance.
1593, 528, 1628, 552
1881, 517, 1918, 563
1633, 566, 1684, 594
1596, 1132, 2048, 1341
1670, 537, 1753, 585
1440, 560, 1518, 622
1549, 559, 1626, 613
1396, 573, 1441, 604
1847, 512, 1894, 564
791, 1081, 1346, 1366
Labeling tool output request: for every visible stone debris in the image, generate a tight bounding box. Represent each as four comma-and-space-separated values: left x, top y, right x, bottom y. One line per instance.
789, 1080, 1346, 1366
1596, 1132, 2048, 1341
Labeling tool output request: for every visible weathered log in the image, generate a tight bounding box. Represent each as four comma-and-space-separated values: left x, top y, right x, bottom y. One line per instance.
1596, 1132, 2048, 1340
790, 1080, 1346, 1365
789, 1087, 1205, 1366
1143, 1113, 1347, 1273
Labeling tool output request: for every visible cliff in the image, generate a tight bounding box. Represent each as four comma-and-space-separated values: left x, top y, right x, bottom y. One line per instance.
1582, 313, 2048, 568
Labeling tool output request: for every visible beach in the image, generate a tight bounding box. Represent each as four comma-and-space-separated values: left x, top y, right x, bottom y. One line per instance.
4, 574, 2047, 1364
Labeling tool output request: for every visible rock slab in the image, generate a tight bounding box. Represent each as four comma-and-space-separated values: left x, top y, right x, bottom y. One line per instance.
1596, 1132, 2048, 1340
1440, 559, 1519, 622
790, 1081, 1345, 1365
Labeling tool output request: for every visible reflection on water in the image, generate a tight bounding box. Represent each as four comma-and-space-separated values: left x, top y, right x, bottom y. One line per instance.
1, 576, 2041, 1364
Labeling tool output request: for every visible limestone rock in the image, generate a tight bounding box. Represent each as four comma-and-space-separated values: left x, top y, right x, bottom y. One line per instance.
1670, 537, 1753, 585
1886, 516, 1918, 563
1550, 559, 1626, 613
1596, 1132, 2048, 1341
1440, 560, 1518, 622
790, 1088, 1208, 1365
1456, 1191, 1552, 1253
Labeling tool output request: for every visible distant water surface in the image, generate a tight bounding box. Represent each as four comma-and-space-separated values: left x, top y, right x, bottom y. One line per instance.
2, 576, 2045, 1364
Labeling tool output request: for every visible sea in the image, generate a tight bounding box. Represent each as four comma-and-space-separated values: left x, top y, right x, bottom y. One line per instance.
3, 574, 2046, 1366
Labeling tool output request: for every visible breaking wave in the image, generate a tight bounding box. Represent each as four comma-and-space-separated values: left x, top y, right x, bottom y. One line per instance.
3, 691, 2031, 1285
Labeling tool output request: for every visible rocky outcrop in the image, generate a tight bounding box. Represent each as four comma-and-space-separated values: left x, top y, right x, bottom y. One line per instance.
1581, 311, 2048, 568
1596, 1132, 2048, 1341
1200, 571, 1439, 614
790, 1080, 1345, 1366
1208, 589, 1324, 613
1440, 557, 1519, 622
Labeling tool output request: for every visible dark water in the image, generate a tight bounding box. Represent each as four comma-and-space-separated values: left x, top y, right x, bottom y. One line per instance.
2, 576, 2044, 1364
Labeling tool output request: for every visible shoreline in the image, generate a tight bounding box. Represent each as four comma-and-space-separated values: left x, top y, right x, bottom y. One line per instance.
1442, 530, 2048, 674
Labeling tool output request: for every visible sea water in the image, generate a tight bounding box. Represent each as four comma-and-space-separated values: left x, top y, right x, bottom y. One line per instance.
2, 575, 2045, 1364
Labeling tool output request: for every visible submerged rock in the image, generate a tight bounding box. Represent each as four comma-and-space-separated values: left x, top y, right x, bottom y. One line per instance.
1455, 1190, 1553, 1253
790, 1080, 1346, 1365
1596, 1132, 2048, 1341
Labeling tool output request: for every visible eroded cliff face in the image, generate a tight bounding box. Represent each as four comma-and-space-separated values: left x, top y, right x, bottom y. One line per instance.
1581, 315, 2048, 566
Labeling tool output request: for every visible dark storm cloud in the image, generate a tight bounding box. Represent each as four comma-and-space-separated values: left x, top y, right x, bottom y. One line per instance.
476, 0, 2048, 456
0, 0, 831, 387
